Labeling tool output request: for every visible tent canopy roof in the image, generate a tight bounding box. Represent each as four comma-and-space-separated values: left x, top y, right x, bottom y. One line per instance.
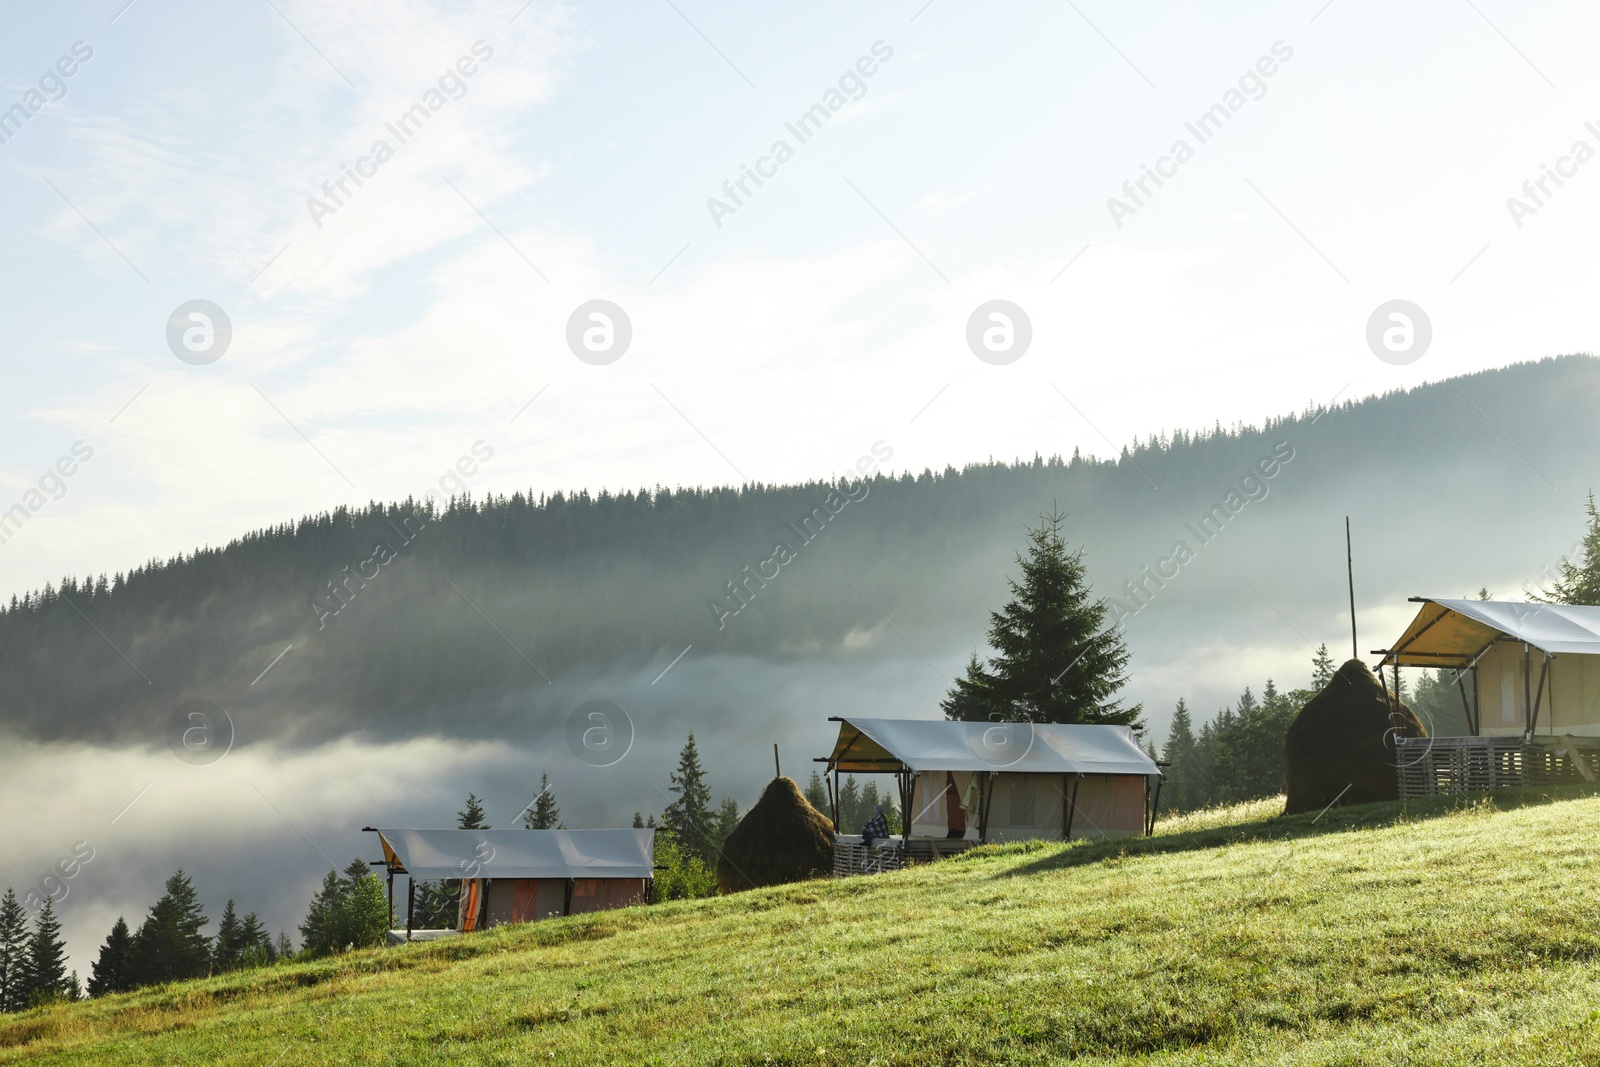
1379, 599, 1600, 668
820, 717, 1159, 777
371, 828, 654, 881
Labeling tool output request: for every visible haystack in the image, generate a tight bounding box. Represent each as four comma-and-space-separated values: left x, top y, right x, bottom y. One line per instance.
1283, 659, 1427, 815
716, 776, 835, 894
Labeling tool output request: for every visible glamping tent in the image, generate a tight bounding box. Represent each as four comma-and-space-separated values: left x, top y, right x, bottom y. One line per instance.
368, 827, 654, 938
1376, 599, 1600, 794
1376, 599, 1600, 736
817, 717, 1161, 872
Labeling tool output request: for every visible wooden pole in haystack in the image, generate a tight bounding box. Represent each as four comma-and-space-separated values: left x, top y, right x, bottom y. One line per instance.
773, 743, 780, 779
1346, 516, 1359, 662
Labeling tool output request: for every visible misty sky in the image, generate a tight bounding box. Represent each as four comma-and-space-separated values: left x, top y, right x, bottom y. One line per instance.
5, 0, 1600, 980
3, 0, 1599, 598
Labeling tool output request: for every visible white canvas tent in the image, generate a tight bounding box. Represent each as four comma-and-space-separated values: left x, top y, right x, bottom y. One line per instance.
1376, 599, 1600, 736
818, 717, 1162, 845
369, 828, 654, 936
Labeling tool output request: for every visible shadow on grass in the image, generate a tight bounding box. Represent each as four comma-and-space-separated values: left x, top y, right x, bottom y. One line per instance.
980, 781, 1600, 880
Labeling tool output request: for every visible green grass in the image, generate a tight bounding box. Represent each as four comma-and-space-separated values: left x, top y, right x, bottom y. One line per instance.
10, 786, 1600, 1065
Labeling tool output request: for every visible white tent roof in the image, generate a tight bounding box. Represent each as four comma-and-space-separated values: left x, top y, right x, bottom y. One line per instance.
1380, 599, 1600, 667
372, 828, 654, 881
822, 717, 1159, 777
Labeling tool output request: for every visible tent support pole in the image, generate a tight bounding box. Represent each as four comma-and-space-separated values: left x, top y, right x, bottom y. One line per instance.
1530, 654, 1551, 735
386, 869, 394, 932
899, 770, 913, 847
1064, 774, 1082, 841
979, 773, 995, 844
1062, 773, 1070, 842
1524, 644, 1533, 736
1457, 670, 1476, 736
405, 878, 415, 941
1472, 665, 1482, 736
1147, 776, 1163, 837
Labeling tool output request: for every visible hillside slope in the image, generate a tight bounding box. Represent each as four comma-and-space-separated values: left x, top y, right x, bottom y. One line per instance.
7, 788, 1600, 1065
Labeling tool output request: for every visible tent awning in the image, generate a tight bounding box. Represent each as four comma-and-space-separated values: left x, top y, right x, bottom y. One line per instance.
371, 828, 654, 881
1378, 599, 1600, 668
820, 717, 1160, 777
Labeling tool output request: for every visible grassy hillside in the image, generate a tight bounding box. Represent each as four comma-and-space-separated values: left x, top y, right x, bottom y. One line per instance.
8, 791, 1600, 1065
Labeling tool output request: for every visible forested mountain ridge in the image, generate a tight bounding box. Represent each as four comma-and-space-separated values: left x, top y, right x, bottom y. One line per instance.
2, 355, 1597, 748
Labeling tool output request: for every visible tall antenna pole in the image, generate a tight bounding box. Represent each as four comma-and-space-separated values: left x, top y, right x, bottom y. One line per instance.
1346, 516, 1358, 661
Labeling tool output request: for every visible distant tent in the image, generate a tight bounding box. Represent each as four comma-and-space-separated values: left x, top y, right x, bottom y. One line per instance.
1283, 660, 1426, 814
716, 777, 834, 893
369, 828, 654, 937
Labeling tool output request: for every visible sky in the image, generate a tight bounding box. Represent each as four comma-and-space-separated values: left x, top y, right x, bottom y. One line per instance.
4, 0, 1600, 978
3, 0, 1599, 602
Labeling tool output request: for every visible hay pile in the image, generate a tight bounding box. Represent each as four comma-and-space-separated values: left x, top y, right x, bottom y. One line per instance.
716, 776, 835, 894
1283, 658, 1427, 815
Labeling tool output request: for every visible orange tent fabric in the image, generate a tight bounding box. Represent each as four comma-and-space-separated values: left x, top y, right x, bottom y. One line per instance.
512, 879, 538, 923
458, 879, 482, 932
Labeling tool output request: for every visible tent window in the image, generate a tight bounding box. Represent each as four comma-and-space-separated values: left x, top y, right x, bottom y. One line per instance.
1007, 777, 1035, 825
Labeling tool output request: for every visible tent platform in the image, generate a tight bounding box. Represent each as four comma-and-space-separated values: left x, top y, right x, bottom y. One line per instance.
832, 834, 976, 877
1395, 735, 1600, 798
386, 929, 460, 946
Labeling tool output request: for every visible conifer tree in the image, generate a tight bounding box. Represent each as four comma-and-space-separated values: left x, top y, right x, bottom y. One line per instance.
803, 771, 828, 812
1542, 492, 1600, 605
298, 870, 346, 957
523, 772, 561, 829
631, 812, 644, 828
238, 912, 271, 967
87, 917, 135, 997
1161, 699, 1199, 812
838, 775, 863, 833
941, 509, 1139, 726
712, 797, 740, 850
24, 898, 68, 1005
662, 733, 715, 862
213, 900, 244, 972
0, 888, 28, 1012
63, 971, 82, 1002
457, 793, 489, 829
1311, 643, 1337, 689
129, 870, 211, 985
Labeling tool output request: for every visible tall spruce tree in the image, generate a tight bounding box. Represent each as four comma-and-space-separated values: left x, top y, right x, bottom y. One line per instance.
711, 797, 740, 851
0, 888, 27, 1012
457, 793, 489, 829
299, 870, 347, 956
87, 917, 135, 997
940, 509, 1139, 726
24, 899, 68, 1005
129, 870, 211, 985
661, 733, 715, 862
523, 772, 561, 829
1161, 698, 1199, 812
803, 771, 828, 812
212, 900, 245, 972
1542, 491, 1600, 605
1311, 643, 1337, 689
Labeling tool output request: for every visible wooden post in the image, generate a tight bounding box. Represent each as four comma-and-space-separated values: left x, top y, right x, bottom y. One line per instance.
1064, 774, 1082, 840
1061, 773, 1070, 841
405, 877, 415, 941
386, 869, 394, 931
773, 743, 780, 779
1524, 644, 1533, 735
1346, 517, 1358, 661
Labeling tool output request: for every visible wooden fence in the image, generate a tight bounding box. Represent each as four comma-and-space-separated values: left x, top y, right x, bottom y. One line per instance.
832, 835, 976, 877
1396, 735, 1600, 798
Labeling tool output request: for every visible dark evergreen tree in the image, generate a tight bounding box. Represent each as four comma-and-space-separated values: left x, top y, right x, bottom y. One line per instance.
1542, 491, 1600, 605
64, 971, 82, 1001
298, 870, 346, 957
838, 775, 863, 834
24, 898, 68, 1005
1311, 643, 1337, 689
213, 900, 245, 972
0, 888, 27, 1012
457, 793, 489, 830
1161, 698, 1199, 812
523, 772, 561, 829
712, 797, 740, 851
87, 916, 135, 996
661, 733, 715, 862
631, 812, 644, 828
941, 509, 1139, 726
273, 932, 294, 960
803, 771, 828, 812
129, 870, 211, 986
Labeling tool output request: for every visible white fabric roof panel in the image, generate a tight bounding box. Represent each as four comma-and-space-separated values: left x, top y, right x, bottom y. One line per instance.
1384, 599, 1600, 666
825, 717, 1160, 777
373, 828, 654, 881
